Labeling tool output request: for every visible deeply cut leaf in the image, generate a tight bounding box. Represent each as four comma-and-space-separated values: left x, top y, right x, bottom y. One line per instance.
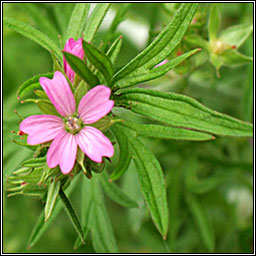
112, 3, 199, 83
59, 187, 84, 244
114, 124, 169, 237
114, 88, 253, 137
83, 3, 111, 43
45, 179, 61, 222
110, 125, 132, 181
100, 172, 139, 208
208, 4, 221, 41
120, 120, 214, 141
63, 51, 99, 87
65, 3, 90, 41
17, 73, 53, 99
3, 17, 62, 61
114, 48, 201, 89
82, 41, 114, 85
27, 173, 81, 248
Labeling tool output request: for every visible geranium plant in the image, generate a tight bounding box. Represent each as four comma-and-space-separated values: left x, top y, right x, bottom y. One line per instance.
3, 3, 253, 253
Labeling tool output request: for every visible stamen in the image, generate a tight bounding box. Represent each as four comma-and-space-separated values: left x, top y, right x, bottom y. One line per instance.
65, 116, 83, 134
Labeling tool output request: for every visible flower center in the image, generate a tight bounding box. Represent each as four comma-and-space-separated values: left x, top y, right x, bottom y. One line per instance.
64, 115, 83, 134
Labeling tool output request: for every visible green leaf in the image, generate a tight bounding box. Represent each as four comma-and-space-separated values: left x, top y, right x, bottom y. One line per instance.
73, 177, 93, 249
63, 51, 99, 87
83, 3, 111, 43
12, 140, 37, 151
100, 172, 139, 208
121, 120, 214, 141
220, 49, 253, 67
74, 80, 88, 108
115, 124, 169, 237
220, 24, 253, 48
82, 41, 114, 85
112, 3, 198, 83
28, 173, 81, 248
115, 88, 253, 137
185, 35, 210, 50
3, 17, 62, 61
59, 187, 84, 244
106, 36, 123, 66
23, 157, 46, 168
36, 99, 61, 116
114, 48, 200, 89
45, 179, 61, 222
19, 3, 59, 43
14, 167, 44, 184
34, 89, 48, 100
17, 73, 53, 99
208, 4, 221, 41
110, 125, 132, 181
89, 116, 116, 132
91, 177, 119, 253
65, 3, 90, 41
186, 193, 215, 252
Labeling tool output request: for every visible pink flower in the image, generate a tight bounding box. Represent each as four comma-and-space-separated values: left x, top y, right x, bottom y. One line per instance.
63, 38, 84, 83
20, 71, 114, 174
154, 59, 168, 68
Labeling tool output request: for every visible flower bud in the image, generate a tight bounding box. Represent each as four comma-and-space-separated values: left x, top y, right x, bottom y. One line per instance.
63, 38, 84, 83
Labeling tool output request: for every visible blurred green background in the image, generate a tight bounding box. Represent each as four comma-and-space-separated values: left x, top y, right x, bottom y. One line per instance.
3, 3, 253, 253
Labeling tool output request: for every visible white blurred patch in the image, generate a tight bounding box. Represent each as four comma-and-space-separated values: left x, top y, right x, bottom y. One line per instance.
89, 4, 149, 49
227, 188, 253, 227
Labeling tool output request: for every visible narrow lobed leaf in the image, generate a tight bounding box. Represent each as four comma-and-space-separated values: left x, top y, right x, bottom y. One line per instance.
120, 120, 214, 141
59, 187, 84, 244
84, 3, 111, 43
82, 41, 114, 85
114, 124, 169, 237
208, 4, 221, 41
114, 88, 253, 137
90, 177, 119, 253
19, 3, 60, 43
110, 125, 132, 181
114, 48, 201, 89
27, 173, 81, 248
100, 172, 139, 208
3, 17, 62, 61
112, 3, 199, 83
106, 36, 123, 66
17, 73, 53, 99
63, 51, 99, 87
45, 179, 61, 222
65, 3, 90, 41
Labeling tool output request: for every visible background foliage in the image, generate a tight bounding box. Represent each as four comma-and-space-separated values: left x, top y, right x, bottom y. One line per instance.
3, 3, 253, 253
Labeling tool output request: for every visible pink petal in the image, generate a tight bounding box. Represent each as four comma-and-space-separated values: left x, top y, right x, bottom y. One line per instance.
154, 59, 168, 68
78, 85, 114, 124
20, 115, 64, 145
63, 38, 84, 83
76, 126, 114, 163
47, 131, 65, 169
39, 71, 76, 117
47, 131, 77, 174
